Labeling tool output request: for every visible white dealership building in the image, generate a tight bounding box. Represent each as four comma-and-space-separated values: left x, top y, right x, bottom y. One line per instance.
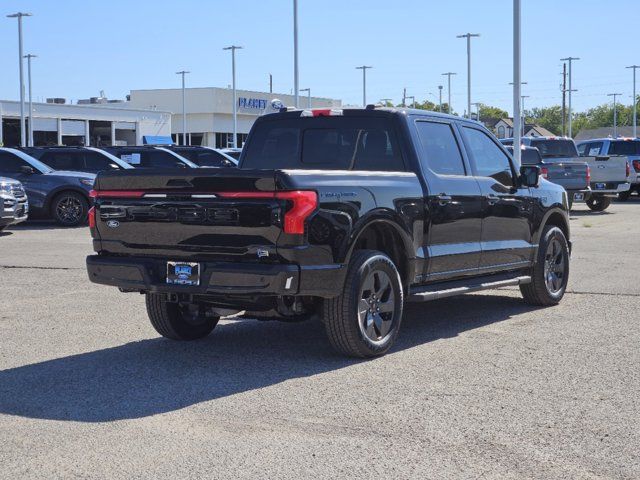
126, 87, 342, 148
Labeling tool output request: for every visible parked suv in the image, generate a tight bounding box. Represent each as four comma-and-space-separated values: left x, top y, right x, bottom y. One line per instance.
101, 146, 198, 169
87, 107, 570, 358
23, 146, 134, 174
165, 146, 238, 168
0, 147, 94, 226
0, 177, 29, 231
576, 138, 640, 201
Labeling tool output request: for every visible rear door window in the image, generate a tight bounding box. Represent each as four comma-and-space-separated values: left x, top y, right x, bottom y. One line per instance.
40, 152, 82, 171
142, 150, 180, 168
84, 151, 120, 171
414, 121, 466, 176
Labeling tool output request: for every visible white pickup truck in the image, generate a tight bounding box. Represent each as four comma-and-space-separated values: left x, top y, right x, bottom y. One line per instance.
576, 138, 640, 202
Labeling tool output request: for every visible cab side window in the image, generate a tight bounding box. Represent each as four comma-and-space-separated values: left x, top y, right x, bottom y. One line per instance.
463, 127, 514, 187
0, 152, 27, 173
414, 121, 466, 176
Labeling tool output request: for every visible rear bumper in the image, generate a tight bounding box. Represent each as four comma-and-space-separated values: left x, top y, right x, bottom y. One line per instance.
587, 182, 630, 195
86, 255, 345, 298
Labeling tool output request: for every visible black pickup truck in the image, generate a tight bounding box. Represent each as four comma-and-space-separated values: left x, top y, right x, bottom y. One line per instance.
87, 107, 571, 357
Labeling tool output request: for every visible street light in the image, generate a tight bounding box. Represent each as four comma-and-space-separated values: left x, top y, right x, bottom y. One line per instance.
355, 66, 372, 107
223, 45, 243, 149
406, 95, 416, 108
175, 70, 190, 146
7, 12, 32, 147
24, 54, 36, 147
608, 93, 622, 138
626, 65, 639, 138
471, 102, 481, 121
299, 88, 311, 108
438, 85, 443, 112
379, 98, 393, 107
441, 72, 457, 114
513, 0, 521, 164
521, 95, 530, 136
293, 0, 299, 108
560, 56, 580, 137
457, 33, 480, 119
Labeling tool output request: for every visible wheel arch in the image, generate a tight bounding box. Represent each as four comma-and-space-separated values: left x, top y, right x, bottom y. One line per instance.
44, 187, 91, 213
537, 208, 570, 250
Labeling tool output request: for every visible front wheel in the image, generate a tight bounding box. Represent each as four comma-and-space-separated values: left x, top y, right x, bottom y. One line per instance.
520, 226, 570, 306
146, 293, 219, 340
586, 195, 611, 212
322, 250, 404, 358
51, 191, 89, 226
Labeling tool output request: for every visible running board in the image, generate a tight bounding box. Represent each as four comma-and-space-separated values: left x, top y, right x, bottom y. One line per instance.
407, 274, 531, 302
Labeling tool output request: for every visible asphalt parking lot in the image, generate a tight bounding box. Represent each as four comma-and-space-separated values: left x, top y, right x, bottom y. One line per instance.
1, 201, 638, 479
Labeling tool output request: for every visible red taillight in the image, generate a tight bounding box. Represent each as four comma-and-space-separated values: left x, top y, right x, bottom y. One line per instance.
633, 160, 640, 173
540, 167, 549, 179
88, 206, 96, 228
626, 161, 631, 178
217, 190, 318, 235
586, 166, 591, 186
91, 190, 145, 198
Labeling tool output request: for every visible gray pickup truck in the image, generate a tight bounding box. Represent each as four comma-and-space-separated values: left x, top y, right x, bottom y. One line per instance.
502, 136, 629, 211
576, 138, 640, 201
505, 145, 589, 209
0, 177, 29, 231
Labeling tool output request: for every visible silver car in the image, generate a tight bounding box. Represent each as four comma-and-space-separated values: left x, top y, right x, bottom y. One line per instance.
0, 177, 29, 232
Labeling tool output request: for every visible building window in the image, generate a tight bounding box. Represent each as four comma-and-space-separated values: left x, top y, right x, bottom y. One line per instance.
497, 125, 505, 138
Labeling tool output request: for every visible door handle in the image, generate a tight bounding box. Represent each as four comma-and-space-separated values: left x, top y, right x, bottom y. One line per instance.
486, 194, 499, 205
436, 194, 452, 206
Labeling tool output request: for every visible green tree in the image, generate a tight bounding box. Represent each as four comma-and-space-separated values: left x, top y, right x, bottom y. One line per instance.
527, 106, 563, 135
476, 103, 508, 121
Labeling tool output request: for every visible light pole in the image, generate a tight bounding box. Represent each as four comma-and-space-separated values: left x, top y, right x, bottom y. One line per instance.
608, 93, 622, 138
406, 96, 415, 108
300, 88, 311, 108
471, 102, 481, 121
627, 65, 639, 138
438, 85, 443, 112
457, 33, 480, 119
380, 98, 393, 107
441, 72, 457, 114
7, 12, 32, 147
521, 95, 530, 136
24, 54, 36, 147
560, 56, 580, 137
176, 70, 190, 145
513, 0, 521, 164
355, 66, 372, 107
223, 46, 242, 148
293, 0, 299, 108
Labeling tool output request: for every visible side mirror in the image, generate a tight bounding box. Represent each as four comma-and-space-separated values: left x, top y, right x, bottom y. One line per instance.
175, 162, 187, 168
20, 165, 36, 175
519, 165, 540, 187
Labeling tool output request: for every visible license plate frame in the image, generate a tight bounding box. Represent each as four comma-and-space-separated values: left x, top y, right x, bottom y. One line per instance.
166, 261, 201, 286
573, 192, 584, 201
595, 183, 606, 190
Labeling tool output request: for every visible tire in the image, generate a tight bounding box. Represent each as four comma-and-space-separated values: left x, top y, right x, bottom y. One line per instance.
0, 225, 6, 232
520, 226, 570, 306
567, 195, 574, 210
145, 293, 219, 340
618, 190, 631, 202
51, 191, 89, 226
586, 196, 611, 212
322, 250, 404, 358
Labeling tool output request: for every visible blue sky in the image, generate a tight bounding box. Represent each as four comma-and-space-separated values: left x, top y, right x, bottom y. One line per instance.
0, 0, 637, 115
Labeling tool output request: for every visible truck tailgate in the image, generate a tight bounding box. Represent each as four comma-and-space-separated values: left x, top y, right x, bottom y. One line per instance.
90, 168, 310, 261
545, 161, 589, 190
584, 156, 629, 184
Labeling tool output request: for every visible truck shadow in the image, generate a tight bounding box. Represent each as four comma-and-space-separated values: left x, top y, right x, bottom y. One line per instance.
0, 293, 543, 423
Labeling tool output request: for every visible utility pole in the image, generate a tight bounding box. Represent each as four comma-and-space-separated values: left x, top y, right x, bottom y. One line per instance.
300, 88, 311, 108
402, 87, 407, 107
293, 0, 299, 108
7, 12, 32, 147
438, 85, 443, 112
441, 72, 456, 114
560, 56, 580, 137
608, 93, 622, 138
627, 65, 639, 138
269, 73, 273, 93
176, 70, 190, 145
223, 46, 242, 148
457, 33, 480, 119
561, 62, 567, 136
521, 95, 530, 136
24, 54, 36, 147
355, 66, 372, 107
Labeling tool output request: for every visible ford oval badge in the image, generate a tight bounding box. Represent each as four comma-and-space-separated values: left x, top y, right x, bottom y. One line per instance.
106, 220, 120, 228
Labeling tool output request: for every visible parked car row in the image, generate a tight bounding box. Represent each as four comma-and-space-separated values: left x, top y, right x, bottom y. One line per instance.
0, 145, 240, 227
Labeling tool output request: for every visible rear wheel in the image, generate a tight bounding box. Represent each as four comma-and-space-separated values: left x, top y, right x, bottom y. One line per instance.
51, 191, 88, 226
520, 226, 569, 306
586, 195, 611, 211
322, 250, 403, 358
146, 293, 219, 340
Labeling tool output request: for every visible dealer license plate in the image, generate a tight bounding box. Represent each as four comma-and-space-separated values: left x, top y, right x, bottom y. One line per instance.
167, 261, 200, 286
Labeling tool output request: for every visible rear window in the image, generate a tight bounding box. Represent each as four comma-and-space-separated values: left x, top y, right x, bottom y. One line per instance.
242, 116, 404, 171
609, 140, 640, 156
528, 139, 578, 158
